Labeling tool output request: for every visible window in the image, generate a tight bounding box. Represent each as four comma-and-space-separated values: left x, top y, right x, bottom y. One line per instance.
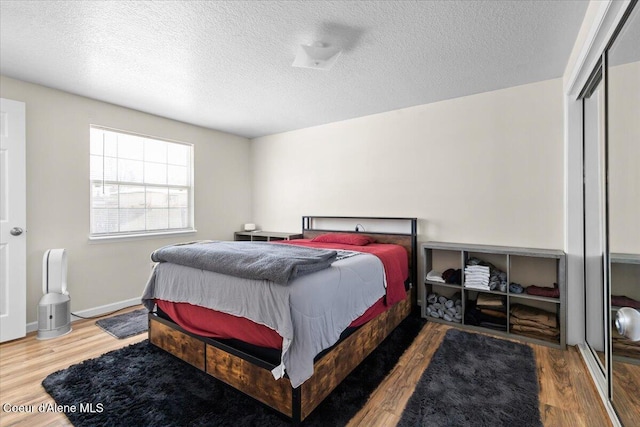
89, 126, 194, 238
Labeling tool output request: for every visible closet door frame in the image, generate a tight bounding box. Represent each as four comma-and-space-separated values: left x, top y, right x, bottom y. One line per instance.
580, 58, 611, 389
565, 1, 636, 425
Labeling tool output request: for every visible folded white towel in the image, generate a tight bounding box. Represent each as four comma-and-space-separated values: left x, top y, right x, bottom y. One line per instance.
465, 280, 489, 286
426, 270, 445, 283
464, 265, 491, 273
464, 272, 490, 279
466, 283, 490, 288
465, 283, 491, 290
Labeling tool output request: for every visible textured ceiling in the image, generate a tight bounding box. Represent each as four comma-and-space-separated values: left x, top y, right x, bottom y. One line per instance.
0, 1, 588, 138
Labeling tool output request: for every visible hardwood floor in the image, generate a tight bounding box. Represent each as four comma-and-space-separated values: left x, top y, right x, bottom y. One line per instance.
612, 358, 640, 426
0, 306, 147, 427
348, 323, 613, 427
0, 307, 612, 427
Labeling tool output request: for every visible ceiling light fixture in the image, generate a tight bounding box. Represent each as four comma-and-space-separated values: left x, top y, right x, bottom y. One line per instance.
292, 42, 342, 70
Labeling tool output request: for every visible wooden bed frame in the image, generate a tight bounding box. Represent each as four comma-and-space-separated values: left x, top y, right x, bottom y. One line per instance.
148, 216, 417, 424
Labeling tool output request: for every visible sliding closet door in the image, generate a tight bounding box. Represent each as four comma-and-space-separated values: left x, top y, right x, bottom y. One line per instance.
607, 2, 640, 424
582, 69, 609, 377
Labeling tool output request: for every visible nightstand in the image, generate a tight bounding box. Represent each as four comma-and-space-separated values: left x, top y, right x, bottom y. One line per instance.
234, 231, 303, 242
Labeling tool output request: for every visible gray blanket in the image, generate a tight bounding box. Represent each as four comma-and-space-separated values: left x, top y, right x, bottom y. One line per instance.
150, 241, 337, 284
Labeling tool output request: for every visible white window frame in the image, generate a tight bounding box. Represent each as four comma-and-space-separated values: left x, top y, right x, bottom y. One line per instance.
89, 125, 195, 240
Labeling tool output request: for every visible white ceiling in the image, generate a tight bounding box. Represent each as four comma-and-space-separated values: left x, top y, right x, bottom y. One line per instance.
0, 1, 588, 139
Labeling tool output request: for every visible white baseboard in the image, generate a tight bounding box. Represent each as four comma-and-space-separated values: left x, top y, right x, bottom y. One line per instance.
26, 296, 142, 333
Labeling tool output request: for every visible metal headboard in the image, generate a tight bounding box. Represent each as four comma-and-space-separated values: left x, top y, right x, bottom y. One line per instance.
301, 216, 418, 288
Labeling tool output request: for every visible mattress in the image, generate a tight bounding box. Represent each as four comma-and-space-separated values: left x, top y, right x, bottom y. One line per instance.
156, 295, 390, 350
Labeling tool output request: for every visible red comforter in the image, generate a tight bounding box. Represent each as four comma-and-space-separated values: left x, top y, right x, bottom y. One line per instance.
276, 239, 409, 306
156, 239, 409, 350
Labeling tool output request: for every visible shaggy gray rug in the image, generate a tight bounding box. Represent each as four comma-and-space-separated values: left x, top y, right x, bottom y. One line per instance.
95, 308, 148, 339
398, 329, 542, 427
43, 312, 425, 426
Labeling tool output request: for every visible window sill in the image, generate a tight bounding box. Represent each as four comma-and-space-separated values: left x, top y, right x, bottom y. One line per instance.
88, 229, 197, 243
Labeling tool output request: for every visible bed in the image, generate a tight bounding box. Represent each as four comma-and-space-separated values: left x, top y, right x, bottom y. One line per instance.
143, 216, 417, 423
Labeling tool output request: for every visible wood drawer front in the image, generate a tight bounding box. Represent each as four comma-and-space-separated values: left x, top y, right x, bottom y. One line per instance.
300, 291, 412, 419
205, 344, 293, 417
149, 318, 205, 370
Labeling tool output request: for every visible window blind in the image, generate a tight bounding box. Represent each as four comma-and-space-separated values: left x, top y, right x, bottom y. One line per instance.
89, 126, 194, 237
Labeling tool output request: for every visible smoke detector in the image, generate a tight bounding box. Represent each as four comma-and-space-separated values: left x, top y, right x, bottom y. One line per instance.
292, 42, 342, 70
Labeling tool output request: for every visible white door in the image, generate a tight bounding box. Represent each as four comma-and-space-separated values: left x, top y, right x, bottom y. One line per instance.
0, 98, 26, 342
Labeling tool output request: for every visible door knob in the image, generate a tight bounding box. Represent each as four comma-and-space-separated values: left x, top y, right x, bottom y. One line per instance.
10, 227, 24, 236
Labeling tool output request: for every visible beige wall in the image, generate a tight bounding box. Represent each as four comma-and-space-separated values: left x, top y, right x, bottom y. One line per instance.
0, 75, 252, 324
251, 78, 565, 250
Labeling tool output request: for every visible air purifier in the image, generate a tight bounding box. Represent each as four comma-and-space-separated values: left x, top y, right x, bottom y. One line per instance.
37, 249, 71, 340
616, 307, 640, 342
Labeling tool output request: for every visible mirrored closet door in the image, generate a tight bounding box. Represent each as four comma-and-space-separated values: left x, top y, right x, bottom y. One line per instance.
582, 67, 608, 378
606, 2, 640, 425
581, 2, 639, 425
